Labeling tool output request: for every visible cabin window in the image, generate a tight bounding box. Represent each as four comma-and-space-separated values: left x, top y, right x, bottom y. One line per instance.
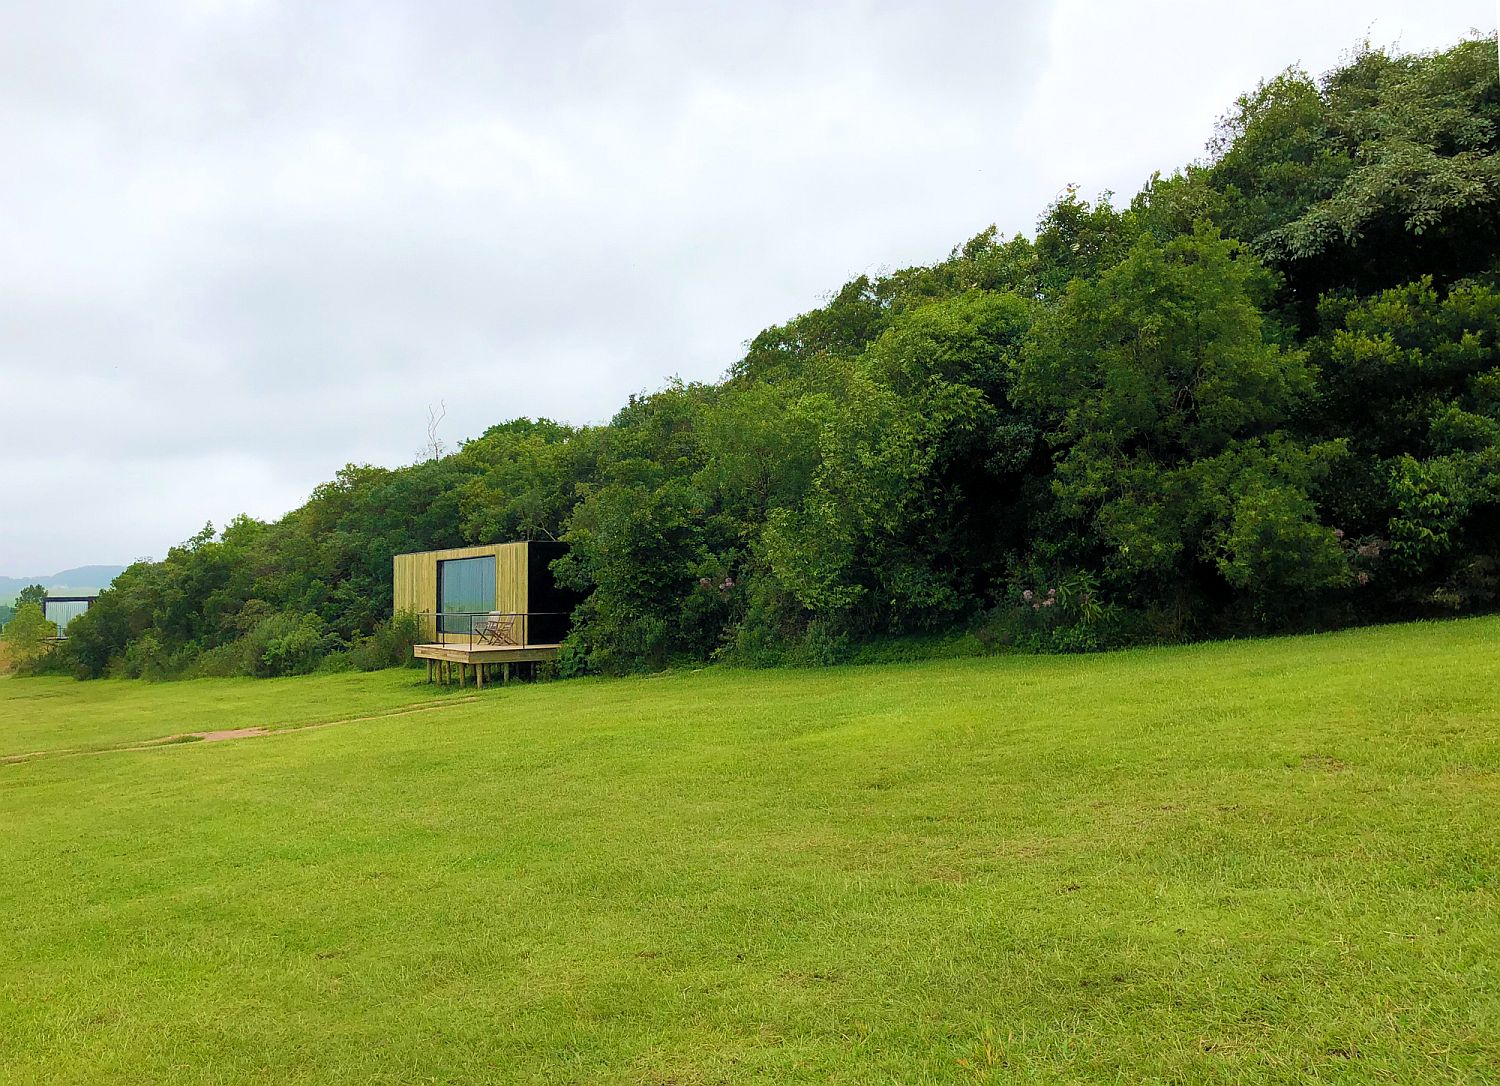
437, 556, 496, 634
41, 597, 93, 638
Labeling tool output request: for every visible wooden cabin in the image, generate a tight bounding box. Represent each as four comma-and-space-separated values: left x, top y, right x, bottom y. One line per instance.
393, 541, 579, 685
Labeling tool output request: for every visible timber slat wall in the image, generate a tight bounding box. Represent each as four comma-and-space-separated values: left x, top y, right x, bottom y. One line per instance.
393, 542, 534, 645
498, 544, 528, 646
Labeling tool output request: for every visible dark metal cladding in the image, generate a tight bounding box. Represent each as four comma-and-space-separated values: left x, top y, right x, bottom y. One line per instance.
526, 541, 583, 645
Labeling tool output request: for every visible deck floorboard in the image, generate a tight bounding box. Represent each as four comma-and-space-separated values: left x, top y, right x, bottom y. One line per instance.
412, 643, 560, 665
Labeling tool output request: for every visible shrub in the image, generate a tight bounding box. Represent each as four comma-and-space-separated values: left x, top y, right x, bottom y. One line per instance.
0, 603, 56, 667
257, 614, 332, 677
119, 633, 169, 680
981, 570, 1135, 654
315, 650, 356, 674
194, 640, 255, 678
347, 611, 423, 671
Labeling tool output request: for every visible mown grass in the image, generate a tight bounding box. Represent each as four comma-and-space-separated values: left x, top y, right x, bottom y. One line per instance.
0, 667, 463, 758
2, 617, 1497, 1083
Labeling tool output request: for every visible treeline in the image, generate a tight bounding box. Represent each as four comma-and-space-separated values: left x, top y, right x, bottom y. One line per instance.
51, 37, 1500, 679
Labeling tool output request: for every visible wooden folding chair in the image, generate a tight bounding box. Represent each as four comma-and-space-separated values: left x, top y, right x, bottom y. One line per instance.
475, 611, 517, 645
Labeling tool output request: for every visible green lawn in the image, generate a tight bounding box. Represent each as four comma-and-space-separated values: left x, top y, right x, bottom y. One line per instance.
0, 668, 469, 758
2, 618, 1498, 1084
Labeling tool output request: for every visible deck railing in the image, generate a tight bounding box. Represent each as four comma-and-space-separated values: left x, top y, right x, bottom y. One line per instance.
412, 611, 570, 651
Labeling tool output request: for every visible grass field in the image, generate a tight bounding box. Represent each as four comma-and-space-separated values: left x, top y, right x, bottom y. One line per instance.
2, 618, 1498, 1084
0, 667, 474, 759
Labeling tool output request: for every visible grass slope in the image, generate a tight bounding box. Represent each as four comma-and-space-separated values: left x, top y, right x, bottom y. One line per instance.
2, 618, 1497, 1084
0, 669, 473, 758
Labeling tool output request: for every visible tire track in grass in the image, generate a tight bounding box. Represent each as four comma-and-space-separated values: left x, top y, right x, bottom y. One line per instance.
0, 696, 484, 765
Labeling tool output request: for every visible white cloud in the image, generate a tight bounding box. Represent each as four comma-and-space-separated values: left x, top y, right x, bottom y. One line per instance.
0, 0, 1491, 572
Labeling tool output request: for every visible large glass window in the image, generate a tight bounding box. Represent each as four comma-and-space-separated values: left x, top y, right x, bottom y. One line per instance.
42, 598, 92, 637
437, 556, 495, 634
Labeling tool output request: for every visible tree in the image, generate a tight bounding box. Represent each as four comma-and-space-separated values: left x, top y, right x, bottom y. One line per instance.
13, 584, 47, 612
1310, 277, 1500, 601
1209, 39, 1500, 317
764, 290, 1038, 628
1015, 226, 1346, 605
1, 603, 57, 664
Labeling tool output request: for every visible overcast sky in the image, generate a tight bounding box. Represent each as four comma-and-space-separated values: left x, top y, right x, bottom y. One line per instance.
1, 1, 1493, 574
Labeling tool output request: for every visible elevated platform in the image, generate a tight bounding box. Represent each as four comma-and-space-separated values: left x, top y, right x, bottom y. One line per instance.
413, 643, 560, 664
413, 643, 560, 688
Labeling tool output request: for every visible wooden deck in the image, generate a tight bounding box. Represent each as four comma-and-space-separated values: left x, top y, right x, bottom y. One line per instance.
412, 642, 560, 688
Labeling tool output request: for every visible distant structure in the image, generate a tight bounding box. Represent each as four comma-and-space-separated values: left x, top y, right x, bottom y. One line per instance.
42, 595, 97, 638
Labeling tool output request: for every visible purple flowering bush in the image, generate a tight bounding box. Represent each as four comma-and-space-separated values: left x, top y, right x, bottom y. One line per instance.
981, 570, 1121, 654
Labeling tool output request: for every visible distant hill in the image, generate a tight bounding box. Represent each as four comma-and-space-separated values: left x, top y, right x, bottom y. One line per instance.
0, 565, 127, 604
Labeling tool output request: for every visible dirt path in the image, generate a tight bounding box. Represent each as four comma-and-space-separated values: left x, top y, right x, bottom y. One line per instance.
1, 696, 484, 766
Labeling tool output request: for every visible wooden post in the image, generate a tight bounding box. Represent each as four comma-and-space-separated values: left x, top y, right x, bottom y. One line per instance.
477, 662, 484, 690
502, 662, 510, 685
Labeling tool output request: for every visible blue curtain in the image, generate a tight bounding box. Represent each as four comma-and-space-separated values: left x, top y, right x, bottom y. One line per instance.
437, 557, 496, 634
43, 599, 91, 636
